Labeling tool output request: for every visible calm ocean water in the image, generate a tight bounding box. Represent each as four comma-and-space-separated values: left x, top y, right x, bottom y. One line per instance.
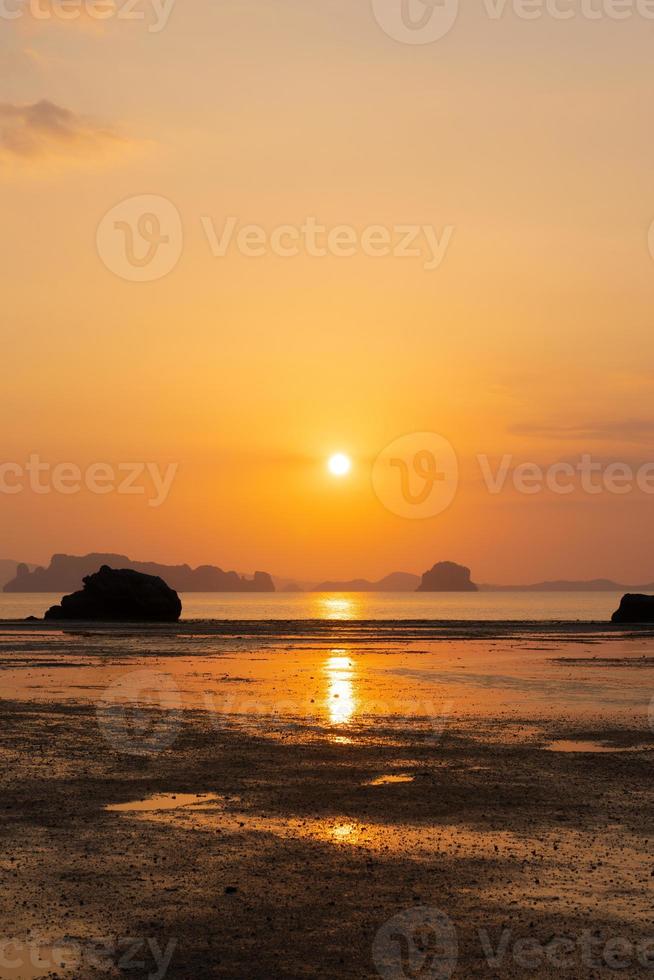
0, 591, 627, 621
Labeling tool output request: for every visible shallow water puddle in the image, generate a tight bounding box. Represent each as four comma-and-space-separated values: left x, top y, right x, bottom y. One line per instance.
545, 739, 650, 754
366, 774, 414, 785
106, 793, 221, 813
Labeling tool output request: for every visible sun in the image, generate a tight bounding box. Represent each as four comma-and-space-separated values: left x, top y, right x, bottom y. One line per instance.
327, 453, 351, 477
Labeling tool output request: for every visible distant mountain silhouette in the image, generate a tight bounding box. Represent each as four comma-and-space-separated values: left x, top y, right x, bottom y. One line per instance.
417, 562, 478, 592
312, 572, 420, 592
4, 553, 275, 593
5, 553, 653, 596
480, 578, 646, 592
0, 559, 35, 589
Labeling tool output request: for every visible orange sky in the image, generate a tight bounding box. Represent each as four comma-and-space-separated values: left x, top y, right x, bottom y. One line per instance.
3, 2, 654, 583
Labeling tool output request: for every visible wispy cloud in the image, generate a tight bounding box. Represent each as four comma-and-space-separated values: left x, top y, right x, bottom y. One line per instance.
509, 418, 654, 442
0, 100, 124, 160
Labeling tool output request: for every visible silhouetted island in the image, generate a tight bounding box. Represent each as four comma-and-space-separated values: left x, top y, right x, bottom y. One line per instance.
312, 572, 420, 592
417, 561, 478, 592
481, 578, 642, 592
44, 566, 182, 622
0, 560, 35, 590
4, 553, 275, 594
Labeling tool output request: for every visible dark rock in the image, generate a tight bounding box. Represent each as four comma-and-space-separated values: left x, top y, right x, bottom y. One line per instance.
611, 593, 654, 623
44, 565, 182, 622
416, 561, 478, 592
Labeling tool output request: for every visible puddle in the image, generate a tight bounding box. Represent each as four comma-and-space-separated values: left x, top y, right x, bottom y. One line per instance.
106, 793, 221, 813
545, 739, 650, 754
366, 774, 415, 785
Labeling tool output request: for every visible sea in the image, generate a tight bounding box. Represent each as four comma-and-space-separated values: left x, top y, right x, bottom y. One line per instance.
0, 591, 628, 621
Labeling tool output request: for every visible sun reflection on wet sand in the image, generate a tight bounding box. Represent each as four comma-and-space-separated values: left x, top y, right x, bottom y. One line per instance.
97, 796, 654, 927
324, 651, 357, 725
330, 822, 360, 843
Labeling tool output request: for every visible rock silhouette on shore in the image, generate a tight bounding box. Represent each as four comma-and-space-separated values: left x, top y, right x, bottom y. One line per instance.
416, 561, 478, 592
44, 566, 182, 622
611, 593, 654, 623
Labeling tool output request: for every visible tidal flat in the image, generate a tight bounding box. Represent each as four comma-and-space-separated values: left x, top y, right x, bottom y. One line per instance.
2, 620, 654, 978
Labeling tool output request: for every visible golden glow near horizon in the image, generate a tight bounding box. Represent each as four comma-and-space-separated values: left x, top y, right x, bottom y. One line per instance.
327, 453, 351, 477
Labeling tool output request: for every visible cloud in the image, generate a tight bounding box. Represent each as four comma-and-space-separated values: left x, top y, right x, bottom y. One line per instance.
0, 99, 123, 160
509, 418, 654, 443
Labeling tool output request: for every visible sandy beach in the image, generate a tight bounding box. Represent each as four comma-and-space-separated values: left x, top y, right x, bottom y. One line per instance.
1, 620, 654, 978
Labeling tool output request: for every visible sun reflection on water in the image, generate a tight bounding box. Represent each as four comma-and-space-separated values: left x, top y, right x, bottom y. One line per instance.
324, 651, 357, 725
314, 594, 362, 620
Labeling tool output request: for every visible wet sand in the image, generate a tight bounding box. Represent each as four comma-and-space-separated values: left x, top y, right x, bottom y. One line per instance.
2, 621, 654, 978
